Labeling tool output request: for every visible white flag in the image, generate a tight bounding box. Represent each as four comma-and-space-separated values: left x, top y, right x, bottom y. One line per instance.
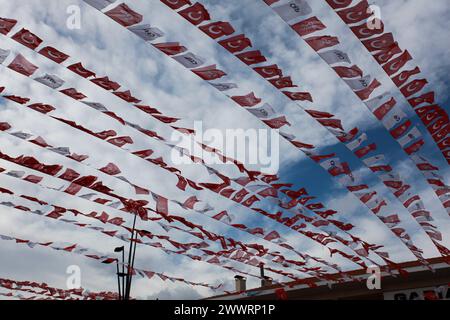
83, 101, 108, 112
34, 73, 65, 89
247, 103, 276, 118
346, 133, 367, 150
344, 75, 372, 91
363, 154, 385, 166
210, 82, 238, 91
320, 157, 340, 170
11, 131, 32, 139
381, 108, 407, 129
319, 50, 351, 65
279, 131, 296, 141
273, 0, 312, 21
0, 48, 10, 64
49, 147, 71, 156
128, 24, 164, 41
365, 92, 392, 111
380, 172, 400, 182
398, 127, 422, 147
83, 0, 115, 10
173, 52, 205, 69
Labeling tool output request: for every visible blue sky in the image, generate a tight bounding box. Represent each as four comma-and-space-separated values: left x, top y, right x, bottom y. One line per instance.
0, 0, 449, 299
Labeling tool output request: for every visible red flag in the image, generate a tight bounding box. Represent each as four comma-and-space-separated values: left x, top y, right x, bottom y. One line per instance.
60, 88, 86, 100
264, 0, 280, 5
154, 195, 169, 216
67, 62, 96, 78
192, 65, 226, 80
264, 230, 281, 242
362, 33, 395, 52
253, 64, 282, 78
105, 3, 143, 27
400, 79, 428, 98
390, 120, 412, 139
326, 0, 352, 9
178, 3, 211, 25
4, 95, 30, 104
317, 118, 343, 130
257, 187, 278, 198
291, 140, 314, 149
392, 67, 420, 87
373, 97, 396, 120
153, 42, 187, 56
219, 34, 252, 53
337, 0, 371, 24
91, 77, 121, 91
355, 79, 381, 100
373, 43, 402, 65
283, 91, 313, 102
24, 175, 43, 184
355, 143, 377, 158
236, 50, 267, 65
28, 103, 55, 114
161, 0, 192, 9
242, 195, 260, 207
333, 65, 363, 78
347, 184, 369, 192
97, 212, 109, 224
109, 217, 125, 226
100, 163, 121, 175
200, 182, 227, 193
114, 90, 141, 103
306, 36, 339, 51
351, 20, 384, 39
107, 136, 133, 147
38, 46, 69, 64
408, 92, 434, 108
383, 50, 413, 76
199, 21, 235, 39
404, 139, 425, 155
282, 188, 307, 199
183, 196, 199, 209
291, 17, 326, 37
231, 92, 261, 107
263, 116, 291, 129
306, 109, 334, 119
59, 168, 80, 181
11, 28, 42, 50
232, 189, 249, 203
0, 17, 17, 35
269, 76, 297, 89
8, 54, 38, 77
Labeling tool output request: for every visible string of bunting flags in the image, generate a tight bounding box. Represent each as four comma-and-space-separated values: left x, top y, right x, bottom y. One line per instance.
93, 0, 447, 266
0, 231, 224, 290
0, 146, 361, 283
0, 102, 391, 275
324, 0, 449, 163
0, 16, 398, 271
258, 0, 450, 260
0, 0, 447, 295
0, 277, 119, 300
74, 1, 437, 267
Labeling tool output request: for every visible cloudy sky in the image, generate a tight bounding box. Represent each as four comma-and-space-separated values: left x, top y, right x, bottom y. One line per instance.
0, 0, 449, 299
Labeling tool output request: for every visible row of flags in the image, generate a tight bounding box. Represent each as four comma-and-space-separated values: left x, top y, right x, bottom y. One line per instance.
0, 16, 392, 276
157, 0, 448, 266
0, 0, 447, 294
